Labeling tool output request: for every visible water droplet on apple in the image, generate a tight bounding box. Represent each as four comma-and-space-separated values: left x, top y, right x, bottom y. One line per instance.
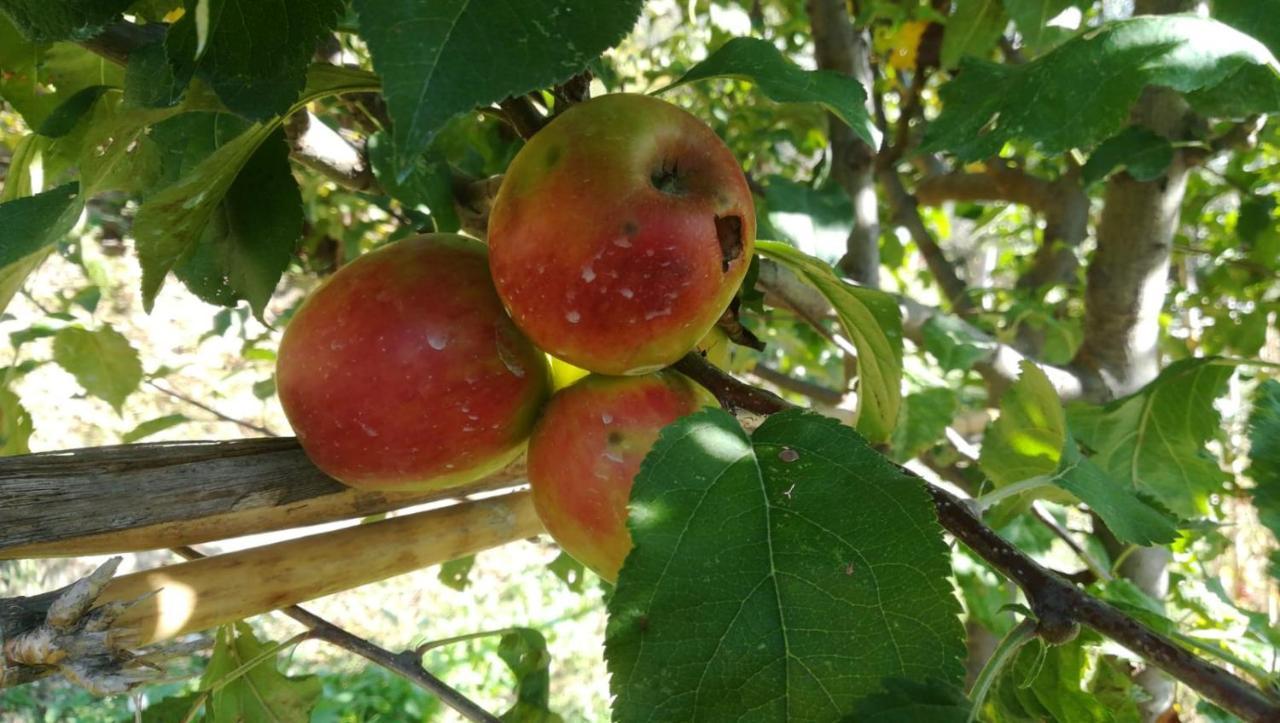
601, 413, 613, 424
581, 265, 596, 283
612, 236, 632, 248
427, 332, 448, 350
779, 448, 799, 463
359, 421, 379, 438
566, 310, 581, 324
619, 288, 634, 299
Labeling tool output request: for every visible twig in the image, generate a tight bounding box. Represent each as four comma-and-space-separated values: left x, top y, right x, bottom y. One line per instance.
671, 352, 1280, 723
748, 364, 845, 406
1031, 501, 1112, 584
145, 380, 277, 437
497, 97, 547, 140
170, 546, 499, 723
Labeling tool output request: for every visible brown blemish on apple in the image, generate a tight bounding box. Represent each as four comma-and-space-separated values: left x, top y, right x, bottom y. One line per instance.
715, 214, 743, 272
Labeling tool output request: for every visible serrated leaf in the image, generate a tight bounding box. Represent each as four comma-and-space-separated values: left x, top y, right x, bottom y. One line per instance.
52, 325, 143, 412
994, 632, 1141, 723
0, 387, 33, 456
891, 387, 958, 463
1081, 126, 1174, 184
941, 0, 1007, 70
0, 0, 132, 42
173, 128, 302, 317
1054, 443, 1179, 546
851, 678, 972, 722
606, 409, 964, 720
78, 98, 175, 197
354, 0, 644, 178
163, 0, 345, 119
660, 36, 880, 148
438, 555, 476, 592
922, 16, 1280, 161
980, 361, 1067, 488
756, 241, 902, 442
123, 413, 189, 443
132, 120, 277, 310
203, 622, 320, 723
497, 628, 563, 723
0, 182, 83, 269
921, 315, 996, 372
547, 551, 586, 593
1247, 379, 1280, 579
1069, 357, 1235, 518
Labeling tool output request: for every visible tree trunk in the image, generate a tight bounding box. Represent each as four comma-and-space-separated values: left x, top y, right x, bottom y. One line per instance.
806, 0, 880, 288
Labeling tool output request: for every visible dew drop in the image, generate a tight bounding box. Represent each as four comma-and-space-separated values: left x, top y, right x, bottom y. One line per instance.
601, 413, 613, 424
779, 448, 799, 463
612, 236, 633, 248
359, 421, 379, 438
427, 332, 448, 350
581, 265, 596, 283
566, 310, 581, 324
619, 288, 634, 299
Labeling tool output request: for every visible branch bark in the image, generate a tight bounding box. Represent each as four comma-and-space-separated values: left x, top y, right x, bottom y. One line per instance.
672, 353, 1280, 723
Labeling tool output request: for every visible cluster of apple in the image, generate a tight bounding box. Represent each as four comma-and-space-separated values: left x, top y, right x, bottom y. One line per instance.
277, 94, 756, 581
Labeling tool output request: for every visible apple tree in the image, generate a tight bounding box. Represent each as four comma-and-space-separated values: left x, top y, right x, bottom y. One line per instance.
2, 0, 1280, 720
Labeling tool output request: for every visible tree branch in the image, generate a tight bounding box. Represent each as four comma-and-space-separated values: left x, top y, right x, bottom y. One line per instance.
672, 352, 1280, 722
171, 546, 499, 722
283, 110, 379, 193
497, 97, 547, 140
145, 379, 278, 437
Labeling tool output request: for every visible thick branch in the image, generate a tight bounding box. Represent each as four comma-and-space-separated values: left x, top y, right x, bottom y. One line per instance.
879, 167, 972, 312
673, 353, 1280, 722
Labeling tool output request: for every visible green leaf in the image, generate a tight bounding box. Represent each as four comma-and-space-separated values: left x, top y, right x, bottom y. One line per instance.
941, 0, 1007, 70
1081, 126, 1174, 184
921, 315, 996, 372
0, 387, 33, 456
922, 16, 1280, 161
1054, 443, 1179, 546
662, 36, 880, 147
438, 555, 476, 592
173, 128, 302, 317
1002, 0, 1084, 51
1214, 0, 1280, 56
367, 131, 460, 233
0, 17, 124, 128
891, 387, 958, 463
164, 0, 345, 119
354, 0, 643, 178
77, 98, 172, 197
0, 0, 132, 41
994, 633, 1141, 723
123, 413, 189, 443
132, 120, 278, 310
52, 325, 143, 413
851, 678, 972, 722
756, 241, 903, 442
547, 551, 586, 593
124, 39, 188, 109
36, 85, 113, 137
140, 691, 206, 722
980, 361, 1067, 488
606, 409, 965, 720
0, 182, 83, 269
1247, 379, 1280, 578
203, 622, 320, 723
1068, 357, 1235, 518
497, 628, 563, 723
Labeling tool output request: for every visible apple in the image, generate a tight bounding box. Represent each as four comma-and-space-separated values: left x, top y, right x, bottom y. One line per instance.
488, 93, 756, 376
277, 233, 551, 490
526, 371, 716, 581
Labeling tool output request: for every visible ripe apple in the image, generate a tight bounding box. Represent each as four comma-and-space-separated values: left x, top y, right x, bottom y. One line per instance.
277, 233, 551, 490
488, 93, 756, 376
526, 371, 716, 581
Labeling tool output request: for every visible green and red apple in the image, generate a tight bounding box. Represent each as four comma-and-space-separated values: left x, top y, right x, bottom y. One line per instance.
526, 370, 716, 581
488, 93, 756, 376
277, 233, 551, 490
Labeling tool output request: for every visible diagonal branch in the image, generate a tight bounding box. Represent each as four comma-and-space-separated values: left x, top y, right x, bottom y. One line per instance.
672, 352, 1280, 723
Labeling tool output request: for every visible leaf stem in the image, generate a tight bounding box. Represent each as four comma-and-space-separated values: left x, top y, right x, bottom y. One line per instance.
967, 618, 1038, 722
971, 476, 1054, 512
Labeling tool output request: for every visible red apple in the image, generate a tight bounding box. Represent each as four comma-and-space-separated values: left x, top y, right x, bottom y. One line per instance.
488, 93, 756, 376
526, 371, 716, 581
277, 233, 551, 490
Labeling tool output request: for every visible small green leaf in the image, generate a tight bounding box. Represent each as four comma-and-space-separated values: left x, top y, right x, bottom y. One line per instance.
0, 17, 124, 128
547, 551, 586, 593
921, 314, 997, 372
354, 0, 644, 178
438, 555, 476, 592
661, 37, 880, 148
756, 241, 902, 442
52, 325, 143, 413
132, 121, 278, 310
0, 387, 33, 456
1002, 0, 1086, 51
252, 377, 276, 400
497, 628, 563, 723
367, 131, 460, 233
606, 409, 964, 719
202, 622, 320, 723
923, 16, 1280, 161
123, 414, 189, 444
1247, 379, 1280, 579
36, 85, 113, 137
891, 387, 958, 463
0, 0, 132, 41
163, 0, 345, 119
1081, 126, 1174, 184
1069, 357, 1235, 518
0, 182, 83, 269
980, 361, 1066, 488
941, 0, 1007, 70
1054, 443, 1179, 546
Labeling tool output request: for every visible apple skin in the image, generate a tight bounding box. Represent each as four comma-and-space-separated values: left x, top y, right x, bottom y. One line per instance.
526, 370, 716, 581
277, 233, 551, 491
488, 93, 756, 376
